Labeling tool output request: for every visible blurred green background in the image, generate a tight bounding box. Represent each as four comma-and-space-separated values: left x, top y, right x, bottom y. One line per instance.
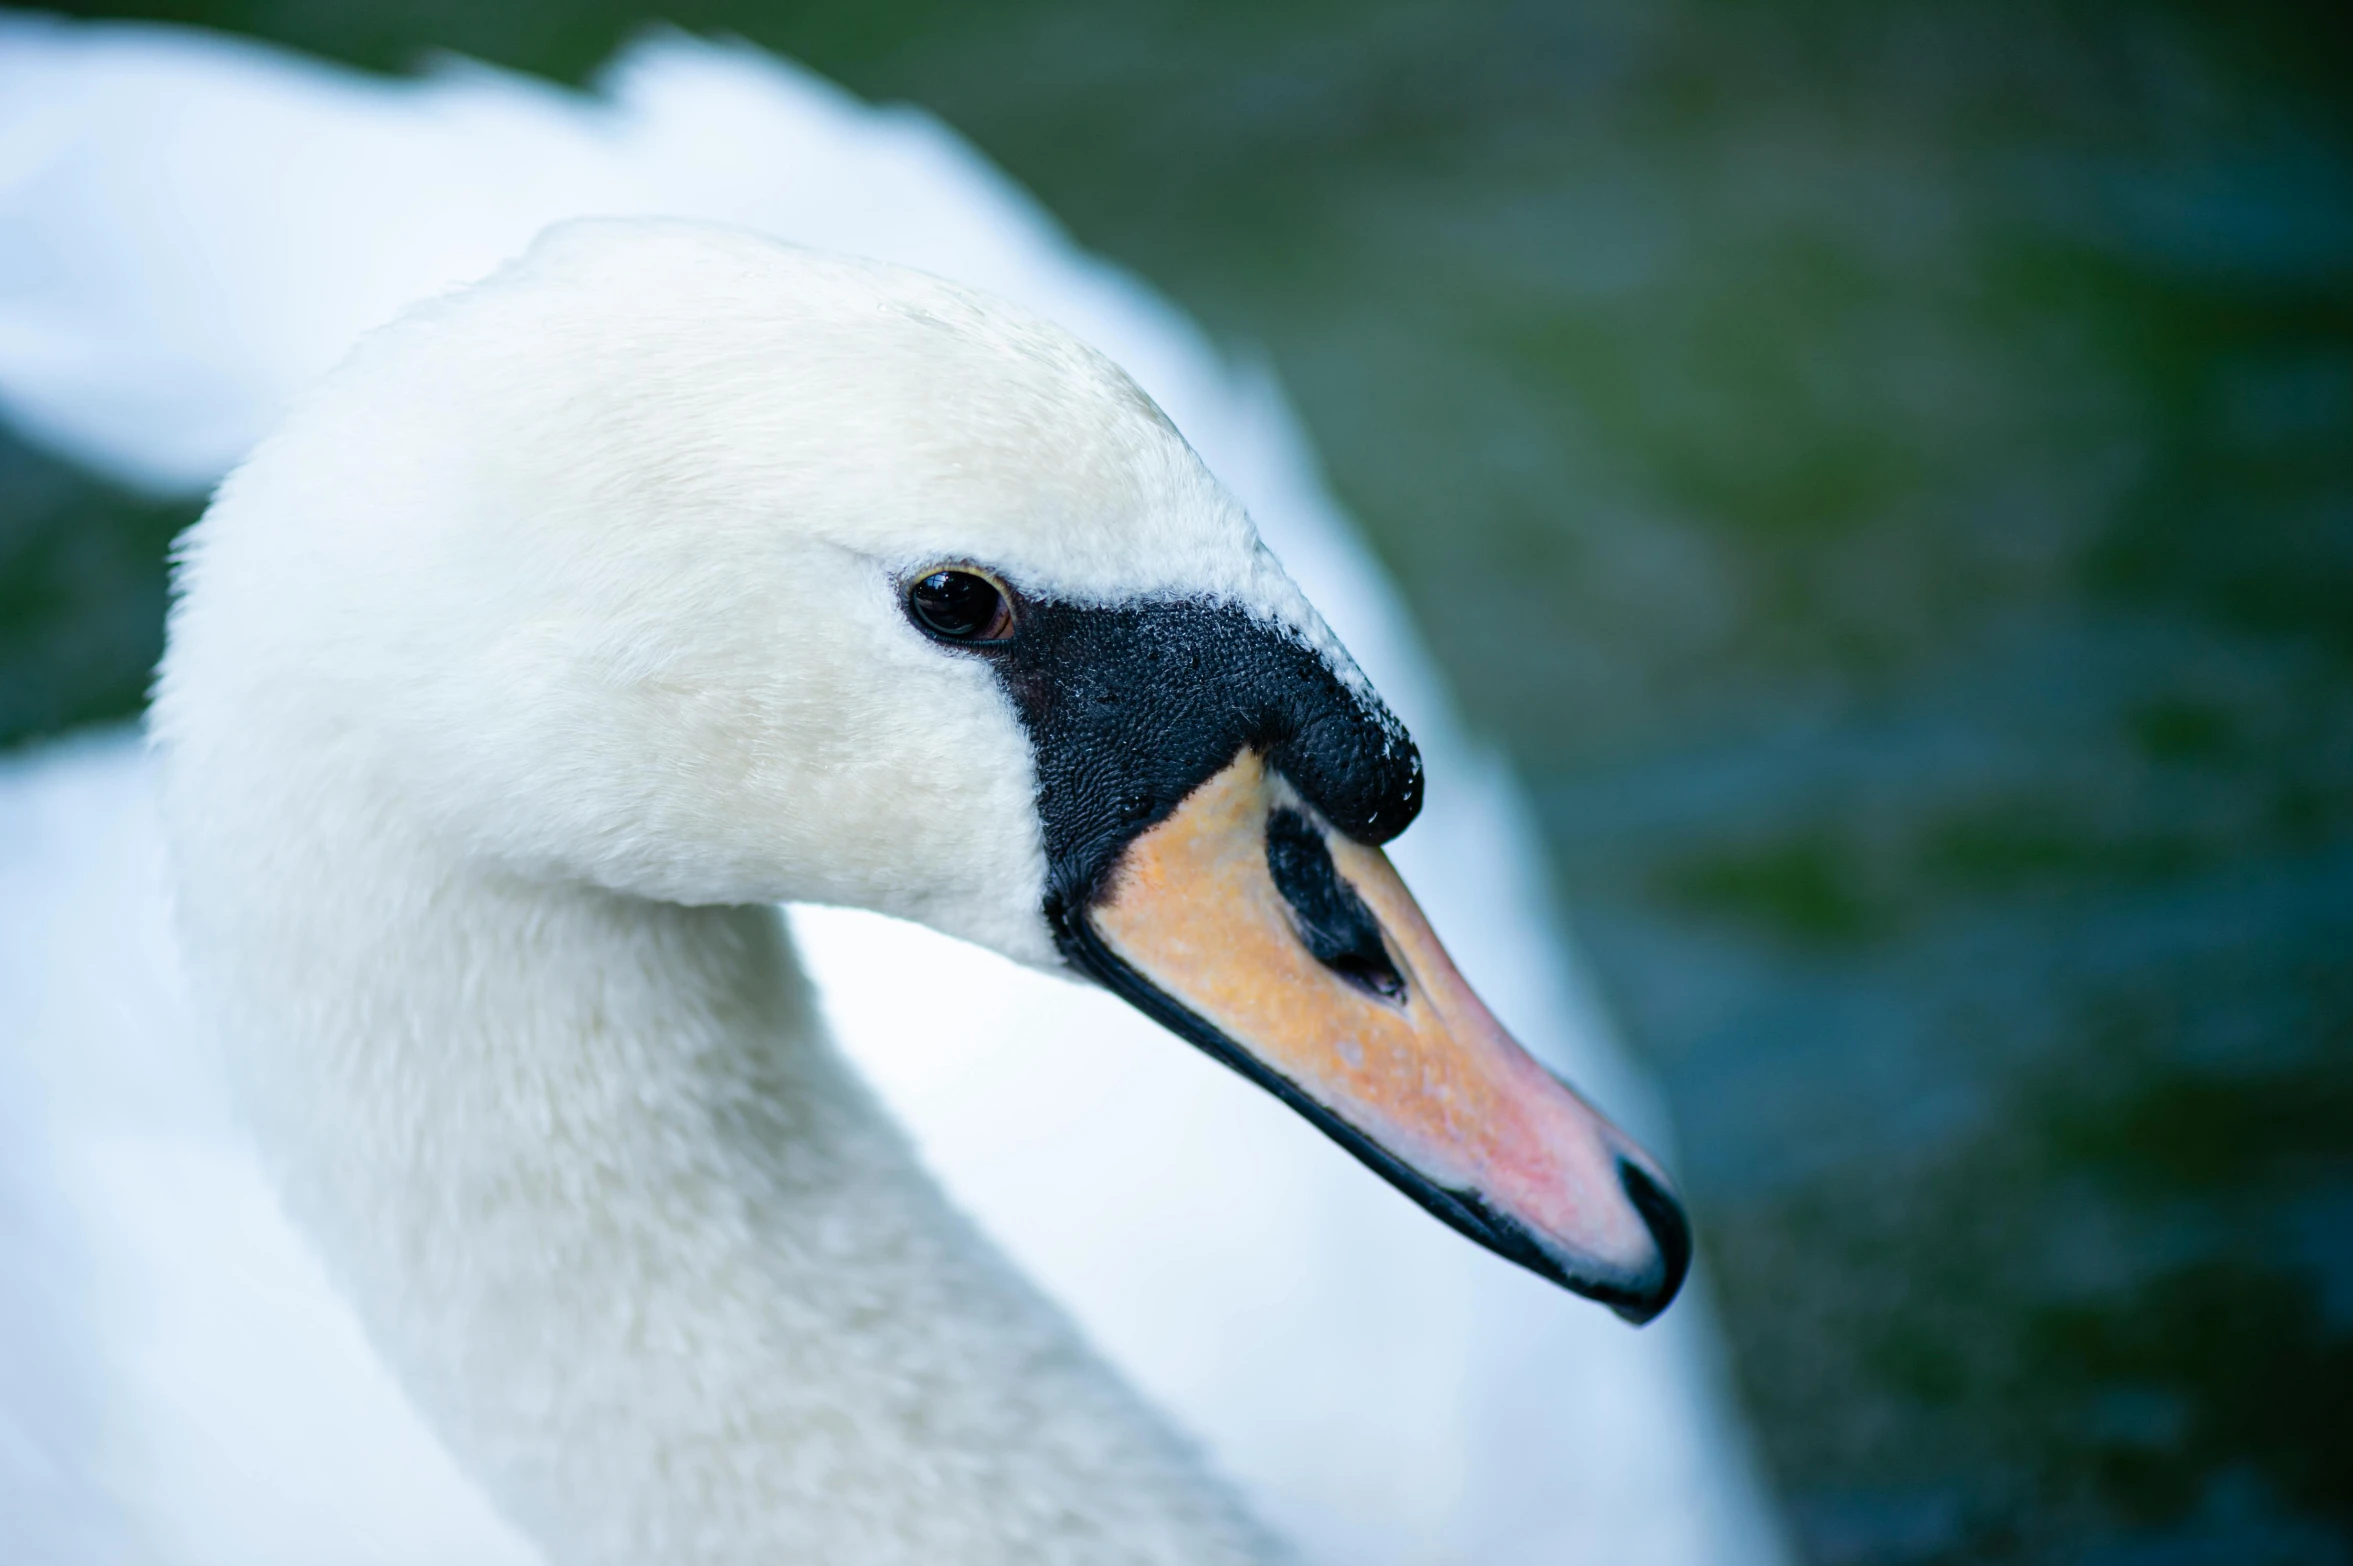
8, 1, 2352, 1560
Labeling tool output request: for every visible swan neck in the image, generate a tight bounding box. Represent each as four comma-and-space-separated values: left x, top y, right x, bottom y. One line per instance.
167, 786, 1270, 1565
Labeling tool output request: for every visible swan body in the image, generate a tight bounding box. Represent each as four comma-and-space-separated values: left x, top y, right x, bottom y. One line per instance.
0, 16, 1788, 1565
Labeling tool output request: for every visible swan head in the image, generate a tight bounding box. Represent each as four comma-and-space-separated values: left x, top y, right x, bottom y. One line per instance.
163, 218, 1688, 1322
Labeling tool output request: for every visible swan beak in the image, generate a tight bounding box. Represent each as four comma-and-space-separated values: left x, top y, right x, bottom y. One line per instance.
1070, 751, 1690, 1323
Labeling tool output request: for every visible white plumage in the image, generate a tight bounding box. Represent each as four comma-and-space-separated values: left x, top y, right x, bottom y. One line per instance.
0, 15, 1786, 1565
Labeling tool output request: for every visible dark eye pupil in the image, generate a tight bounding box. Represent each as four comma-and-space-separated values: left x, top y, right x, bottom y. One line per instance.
910, 570, 1006, 640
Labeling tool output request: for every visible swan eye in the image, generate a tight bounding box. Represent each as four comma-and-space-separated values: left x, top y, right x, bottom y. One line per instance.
909, 569, 1015, 643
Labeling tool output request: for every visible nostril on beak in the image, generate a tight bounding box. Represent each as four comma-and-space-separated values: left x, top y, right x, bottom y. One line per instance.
1264, 806, 1407, 1001
1613, 1160, 1693, 1325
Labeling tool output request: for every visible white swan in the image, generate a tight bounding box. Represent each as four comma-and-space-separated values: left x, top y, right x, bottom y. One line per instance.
141, 218, 1704, 1563
0, 16, 1788, 1565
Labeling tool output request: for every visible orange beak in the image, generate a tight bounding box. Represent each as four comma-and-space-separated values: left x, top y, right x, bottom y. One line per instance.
1066, 751, 1689, 1322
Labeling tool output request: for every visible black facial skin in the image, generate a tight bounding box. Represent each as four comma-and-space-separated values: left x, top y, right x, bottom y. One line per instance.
905, 576, 1688, 1323
923, 588, 1424, 947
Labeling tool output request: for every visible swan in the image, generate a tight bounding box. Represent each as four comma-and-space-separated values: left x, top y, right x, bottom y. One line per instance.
164, 215, 1689, 1560
0, 15, 1788, 1564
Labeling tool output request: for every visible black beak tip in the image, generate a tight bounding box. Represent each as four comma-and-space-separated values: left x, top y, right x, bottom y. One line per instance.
1611, 1159, 1693, 1326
